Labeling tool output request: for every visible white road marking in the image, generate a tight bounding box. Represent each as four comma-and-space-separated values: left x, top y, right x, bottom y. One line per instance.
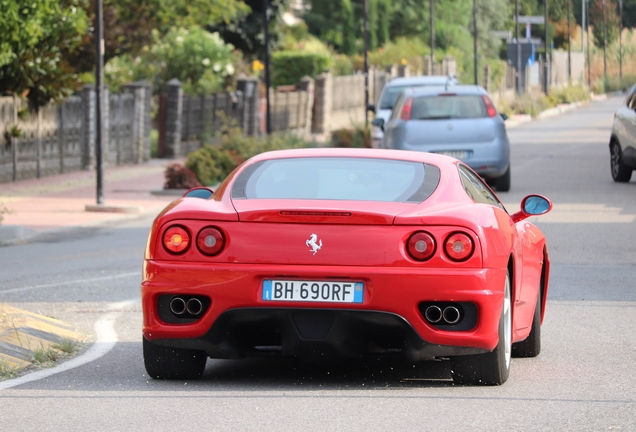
0, 299, 136, 390
0, 272, 139, 295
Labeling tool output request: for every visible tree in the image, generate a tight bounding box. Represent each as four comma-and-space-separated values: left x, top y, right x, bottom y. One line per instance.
590, 0, 619, 48
208, 0, 290, 58
0, 0, 89, 109
341, 0, 356, 55
69, 0, 249, 75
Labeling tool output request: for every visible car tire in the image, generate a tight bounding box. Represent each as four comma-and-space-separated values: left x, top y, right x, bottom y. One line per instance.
494, 166, 511, 192
610, 140, 633, 182
451, 271, 511, 385
512, 286, 541, 358
143, 337, 207, 380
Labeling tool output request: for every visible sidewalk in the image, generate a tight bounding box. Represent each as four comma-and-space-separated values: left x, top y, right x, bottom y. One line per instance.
0, 159, 183, 246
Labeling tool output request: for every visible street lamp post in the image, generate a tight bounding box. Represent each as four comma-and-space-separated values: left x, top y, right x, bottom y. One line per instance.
430, 0, 435, 73
586, 0, 591, 87
567, 0, 571, 84
363, 0, 369, 126
545, 0, 549, 94
262, 0, 271, 135
619, 0, 623, 80
602, 0, 607, 85
94, 0, 104, 205
473, 0, 478, 85
515, 0, 521, 94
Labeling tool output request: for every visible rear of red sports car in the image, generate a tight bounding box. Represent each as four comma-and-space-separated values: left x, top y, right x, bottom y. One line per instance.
142, 149, 549, 385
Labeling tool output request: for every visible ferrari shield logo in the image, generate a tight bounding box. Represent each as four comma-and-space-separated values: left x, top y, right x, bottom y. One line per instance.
306, 233, 322, 255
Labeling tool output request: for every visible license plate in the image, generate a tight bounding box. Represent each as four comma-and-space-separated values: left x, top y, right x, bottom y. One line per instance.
436, 150, 471, 160
262, 280, 364, 303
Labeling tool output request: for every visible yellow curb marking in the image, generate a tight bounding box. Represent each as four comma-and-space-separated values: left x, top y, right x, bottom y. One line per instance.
0, 305, 82, 375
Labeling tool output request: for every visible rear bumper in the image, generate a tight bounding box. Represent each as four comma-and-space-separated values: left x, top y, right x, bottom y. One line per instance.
142, 261, 507, 359
396, 138, 510, 177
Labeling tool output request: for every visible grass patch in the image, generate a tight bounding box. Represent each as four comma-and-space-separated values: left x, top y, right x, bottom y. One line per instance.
53, 338, 79, 355
0, 359, 19, 380
32, 339, 80, 367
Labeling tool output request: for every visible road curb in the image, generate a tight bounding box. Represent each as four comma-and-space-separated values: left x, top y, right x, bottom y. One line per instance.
0, 304, 83, 374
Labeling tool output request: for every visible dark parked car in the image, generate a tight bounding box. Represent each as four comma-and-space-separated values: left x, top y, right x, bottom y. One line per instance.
376, 85, 511, 191
609, 84, 636, 182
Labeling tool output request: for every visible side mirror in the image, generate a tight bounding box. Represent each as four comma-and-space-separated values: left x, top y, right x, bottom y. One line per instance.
367, 103, 376, 112
371, 117, 385, 131
500, 113, 508, 121
511, 195, 552, 223
183, 187, 214, 199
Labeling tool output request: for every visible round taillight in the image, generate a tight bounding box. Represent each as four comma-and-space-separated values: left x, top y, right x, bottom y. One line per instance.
197, 227, 225, 256
163, 226, 190, 254
444, 232, 474, 261
407, 231, 436, 261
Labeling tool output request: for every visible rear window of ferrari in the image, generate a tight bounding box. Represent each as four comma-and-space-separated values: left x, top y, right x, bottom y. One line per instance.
232, 157, 440, 203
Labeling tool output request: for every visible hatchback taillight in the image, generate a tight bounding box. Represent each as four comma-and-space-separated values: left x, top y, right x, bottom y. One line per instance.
163, 226, 190, 254
482, 95, 497, 118
444, 232, 474, 261
196, 227, 225, 256
407, 231, 436, 261
400, 97, 413, 120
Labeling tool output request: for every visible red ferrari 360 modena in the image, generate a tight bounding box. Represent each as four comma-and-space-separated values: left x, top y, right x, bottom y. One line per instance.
142, 148, 552, 385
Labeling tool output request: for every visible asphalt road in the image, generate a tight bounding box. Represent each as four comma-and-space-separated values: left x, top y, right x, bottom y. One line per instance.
1, 96, 635, 431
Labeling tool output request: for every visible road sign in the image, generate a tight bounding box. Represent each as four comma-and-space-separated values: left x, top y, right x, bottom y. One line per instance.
514, 16, 545, 25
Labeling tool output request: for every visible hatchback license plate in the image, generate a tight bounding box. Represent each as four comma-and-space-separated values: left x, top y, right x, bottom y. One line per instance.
436, 150, 471, 160
262, 280, 364, 303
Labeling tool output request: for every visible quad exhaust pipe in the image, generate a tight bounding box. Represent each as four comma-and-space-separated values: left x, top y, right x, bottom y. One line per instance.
169, 297, 204, 317
425, 305, 461, 325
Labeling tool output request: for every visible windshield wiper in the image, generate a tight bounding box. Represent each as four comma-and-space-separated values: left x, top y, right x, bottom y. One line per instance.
417, 116, 452, 120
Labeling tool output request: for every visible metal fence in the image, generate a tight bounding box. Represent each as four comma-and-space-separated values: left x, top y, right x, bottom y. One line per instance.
0, 82, 151, 184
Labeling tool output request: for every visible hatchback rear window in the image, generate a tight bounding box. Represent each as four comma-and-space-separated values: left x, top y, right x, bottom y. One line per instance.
233, 157, 440, 203
410, 95, 487, 119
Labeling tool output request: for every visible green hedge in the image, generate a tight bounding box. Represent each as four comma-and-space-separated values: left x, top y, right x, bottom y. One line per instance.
183, 128, 313, 187
271, 51, 331, 87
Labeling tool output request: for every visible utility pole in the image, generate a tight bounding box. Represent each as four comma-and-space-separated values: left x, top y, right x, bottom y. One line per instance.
262, 0, 271, 135
586, 0, 591, 87
581, 0, 585, 54
473, 0, 478, 85
619, 0, 623, 80
515, 0, 521, 94
602, 0, 607, 85
545, 0, 550, 94
567, 0, 571, 84
363, 0, 370, 126
430, 0, 435, 73
94, 0, 104, 205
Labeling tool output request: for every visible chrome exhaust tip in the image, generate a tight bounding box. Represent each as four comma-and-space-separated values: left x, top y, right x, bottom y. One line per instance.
169, 297, 187, 315
442, 306, 461, 324
186, 298, 203, 316
424, 305, 443, 323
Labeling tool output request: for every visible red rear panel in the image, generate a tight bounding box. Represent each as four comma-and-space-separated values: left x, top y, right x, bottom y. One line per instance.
152, 219, 483, 268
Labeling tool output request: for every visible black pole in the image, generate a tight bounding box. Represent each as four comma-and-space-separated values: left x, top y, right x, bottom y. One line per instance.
586, 0, 591, 87
94, 0, 104, 205
430, 0, 435, 72
515, 0, 521, 94
263, 0, 271, 135
545, 0, 550, 94
567, 0, 571, 84
602, 0, 607, 86
619, 0, 623, 80
473, 0, 478, 85
363, 0, 369, 126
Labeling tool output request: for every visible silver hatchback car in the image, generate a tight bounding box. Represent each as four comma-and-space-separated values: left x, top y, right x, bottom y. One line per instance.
376, 85, 511, 191
609, 84, 636, 182
368, 75, 457, 149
